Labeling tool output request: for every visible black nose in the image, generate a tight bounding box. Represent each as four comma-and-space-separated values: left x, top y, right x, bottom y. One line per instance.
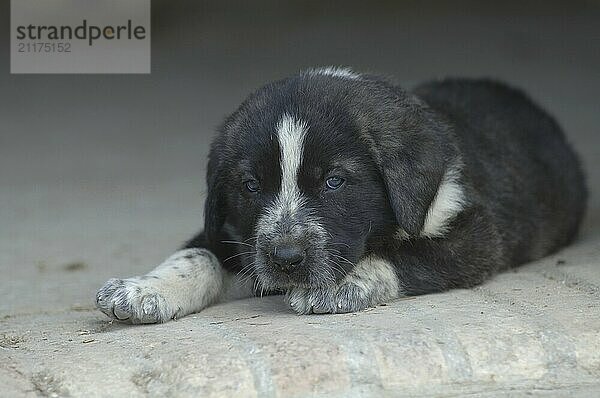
271, 244, 305, 272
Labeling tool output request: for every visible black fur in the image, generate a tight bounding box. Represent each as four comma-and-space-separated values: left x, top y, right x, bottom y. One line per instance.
185, 71, 587, 300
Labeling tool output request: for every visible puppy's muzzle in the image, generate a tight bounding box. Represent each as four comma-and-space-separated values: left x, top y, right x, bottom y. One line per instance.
270, 243, 305, 273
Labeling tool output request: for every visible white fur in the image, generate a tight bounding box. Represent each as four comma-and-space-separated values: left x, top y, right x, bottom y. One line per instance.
342, 255, 401, 301
285, 255, 401, 314
277, 114, 308, 209
307, 66, 361, 80
421, 164, 466, 238
96, 248, 254, 323
257, 114, 309, 232
394, 228, 410, 241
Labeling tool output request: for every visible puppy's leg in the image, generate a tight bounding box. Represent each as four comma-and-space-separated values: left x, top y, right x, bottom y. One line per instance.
286, 207, 503, 314
390, 206, 505, 296
96, 244, 255, 324
285, 256, 400, 314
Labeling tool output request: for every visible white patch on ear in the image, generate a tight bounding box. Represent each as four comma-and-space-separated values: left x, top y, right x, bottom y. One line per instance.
421, 164, 466, 238
307, 66, 361, 80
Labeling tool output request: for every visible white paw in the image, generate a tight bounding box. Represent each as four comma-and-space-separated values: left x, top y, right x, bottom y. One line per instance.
95, 277, 178, 324
285, 287, 313, 314
285, 287, 335, 314
284, 283, 372, 315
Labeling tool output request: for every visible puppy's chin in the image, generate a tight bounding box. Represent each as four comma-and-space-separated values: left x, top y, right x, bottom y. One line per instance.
259, 275, 312, 290
254, 257, 340, 291
254, 269, 318, 291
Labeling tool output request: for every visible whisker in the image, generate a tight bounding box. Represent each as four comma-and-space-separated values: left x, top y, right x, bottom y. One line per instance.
329, 242, 350, 249
238, 260, 256, 275
236, 262, 253, 275
223, 251, 256, 263
238, 269, 257, 288
236, 262, 256, 281
237, 261, 255, 274
323, 258, 345, 276
318, 266, 338, 286
253, 277, 260, 295
325, 259, 346, 276
329, 253, 356, 267
221, 240, 255, 248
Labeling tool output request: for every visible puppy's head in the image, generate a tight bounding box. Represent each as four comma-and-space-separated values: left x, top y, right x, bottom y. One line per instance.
205, 67, 457, 289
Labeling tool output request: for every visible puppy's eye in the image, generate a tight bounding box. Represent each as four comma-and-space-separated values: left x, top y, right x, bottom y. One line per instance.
244, 179, 260, 193
325, 176, 345, 190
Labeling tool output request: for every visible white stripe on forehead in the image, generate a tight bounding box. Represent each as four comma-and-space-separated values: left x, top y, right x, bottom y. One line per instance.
276, 114, 308, 210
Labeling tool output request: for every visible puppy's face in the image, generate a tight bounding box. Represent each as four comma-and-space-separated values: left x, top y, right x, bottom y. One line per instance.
229, 116, 394, 289
206, 69, 453, 290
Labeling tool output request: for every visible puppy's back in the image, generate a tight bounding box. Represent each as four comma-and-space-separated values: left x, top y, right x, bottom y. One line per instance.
413, 78, 587, 266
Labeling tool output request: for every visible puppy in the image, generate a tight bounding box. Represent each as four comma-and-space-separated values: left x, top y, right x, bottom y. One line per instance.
96, 67, 587, 323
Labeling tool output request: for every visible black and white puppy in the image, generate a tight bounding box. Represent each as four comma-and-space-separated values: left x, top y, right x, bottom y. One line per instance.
96, 67, 587, 323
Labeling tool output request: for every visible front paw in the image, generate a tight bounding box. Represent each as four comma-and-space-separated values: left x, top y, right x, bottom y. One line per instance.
285, 287, 333, 314
95, 278, 175, 324
333, 282, 373, 313
285, 283, 371, 314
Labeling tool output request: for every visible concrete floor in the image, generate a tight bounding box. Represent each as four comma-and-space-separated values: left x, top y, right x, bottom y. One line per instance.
1, 1, 600, 396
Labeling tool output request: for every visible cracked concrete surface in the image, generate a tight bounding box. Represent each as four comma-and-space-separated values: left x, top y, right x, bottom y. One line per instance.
1, 1, 600, 396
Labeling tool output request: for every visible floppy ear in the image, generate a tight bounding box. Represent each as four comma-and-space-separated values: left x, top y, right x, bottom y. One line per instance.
364, 103, 455, 237
203, 140, 227, 247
